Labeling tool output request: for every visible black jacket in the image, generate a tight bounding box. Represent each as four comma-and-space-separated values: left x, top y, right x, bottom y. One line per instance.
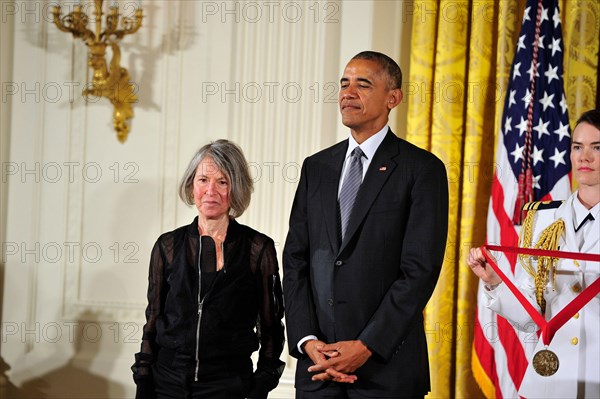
133, 217, 285, 398
283, 131, 448, 396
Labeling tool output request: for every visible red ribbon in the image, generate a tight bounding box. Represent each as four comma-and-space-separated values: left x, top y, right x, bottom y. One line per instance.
482, 245, 600, 345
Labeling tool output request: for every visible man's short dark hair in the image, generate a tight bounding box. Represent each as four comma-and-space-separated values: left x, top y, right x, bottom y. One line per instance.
576, 109, 600, 131
351, 51, 402, 90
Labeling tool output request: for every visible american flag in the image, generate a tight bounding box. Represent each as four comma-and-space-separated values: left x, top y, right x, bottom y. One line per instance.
472, 0, 571, 397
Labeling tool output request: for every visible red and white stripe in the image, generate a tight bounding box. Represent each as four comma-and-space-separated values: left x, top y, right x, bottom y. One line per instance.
473, 130, 570, 398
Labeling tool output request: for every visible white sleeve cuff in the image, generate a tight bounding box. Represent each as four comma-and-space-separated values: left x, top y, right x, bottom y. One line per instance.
484, 282, 502, 292
297, 335, 318, 354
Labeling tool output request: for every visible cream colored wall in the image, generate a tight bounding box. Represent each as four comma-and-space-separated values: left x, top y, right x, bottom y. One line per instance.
0, 1, 410, 397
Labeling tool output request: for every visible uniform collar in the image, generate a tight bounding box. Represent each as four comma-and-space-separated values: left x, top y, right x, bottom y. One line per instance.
572, 191, 600, 231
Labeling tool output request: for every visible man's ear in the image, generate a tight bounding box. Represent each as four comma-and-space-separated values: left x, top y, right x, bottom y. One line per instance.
387, 89, 403, 110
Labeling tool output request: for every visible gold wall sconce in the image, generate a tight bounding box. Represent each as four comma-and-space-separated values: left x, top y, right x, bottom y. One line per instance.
52, 0, 143, 143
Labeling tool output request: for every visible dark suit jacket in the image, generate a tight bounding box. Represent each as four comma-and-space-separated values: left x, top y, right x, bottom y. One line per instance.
283, 130, 449, 397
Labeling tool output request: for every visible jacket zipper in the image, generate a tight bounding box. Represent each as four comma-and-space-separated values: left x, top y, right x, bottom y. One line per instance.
194, 240, 225, 382
195, 237, 203, 382
194, 300, 203, 381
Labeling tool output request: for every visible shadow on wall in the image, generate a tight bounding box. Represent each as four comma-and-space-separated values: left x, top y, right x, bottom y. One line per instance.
1, 310, 126, 399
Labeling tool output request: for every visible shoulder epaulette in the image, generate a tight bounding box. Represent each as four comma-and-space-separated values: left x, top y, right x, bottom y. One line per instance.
522, 200, 564, 212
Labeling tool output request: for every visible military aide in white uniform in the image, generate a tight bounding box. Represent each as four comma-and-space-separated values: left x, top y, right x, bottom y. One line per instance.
468, 109, 600, 399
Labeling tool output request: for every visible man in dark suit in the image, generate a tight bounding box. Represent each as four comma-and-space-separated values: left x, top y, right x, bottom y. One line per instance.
282, 51, 449, 398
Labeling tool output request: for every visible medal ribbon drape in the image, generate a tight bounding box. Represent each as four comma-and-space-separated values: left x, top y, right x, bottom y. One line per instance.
482, 245, 600, 345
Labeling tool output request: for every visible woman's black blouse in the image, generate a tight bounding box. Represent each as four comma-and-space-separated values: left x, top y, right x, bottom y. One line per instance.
132, 217, 285, 396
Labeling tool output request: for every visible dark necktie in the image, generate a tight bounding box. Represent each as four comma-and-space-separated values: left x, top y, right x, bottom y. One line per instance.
575, 213, 595, 232
339, 147, 364, 240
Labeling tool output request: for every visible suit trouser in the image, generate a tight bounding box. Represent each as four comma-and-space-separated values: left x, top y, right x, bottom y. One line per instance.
296, 383, 424, 399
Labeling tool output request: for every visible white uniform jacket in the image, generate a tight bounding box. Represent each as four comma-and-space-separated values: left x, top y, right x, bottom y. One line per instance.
485, 193, 600, 398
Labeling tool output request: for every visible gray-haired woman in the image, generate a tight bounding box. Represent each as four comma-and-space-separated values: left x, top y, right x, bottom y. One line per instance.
132, 140, 285, 399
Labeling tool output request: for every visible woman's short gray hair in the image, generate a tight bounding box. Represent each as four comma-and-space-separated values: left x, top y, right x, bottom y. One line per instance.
178, 139, 254, 218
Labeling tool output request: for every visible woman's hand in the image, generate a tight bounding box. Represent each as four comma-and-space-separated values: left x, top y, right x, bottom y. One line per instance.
467, 247, 502, 286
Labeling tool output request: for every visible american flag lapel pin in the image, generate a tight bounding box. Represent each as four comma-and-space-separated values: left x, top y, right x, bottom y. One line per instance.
379, 166, 387, 171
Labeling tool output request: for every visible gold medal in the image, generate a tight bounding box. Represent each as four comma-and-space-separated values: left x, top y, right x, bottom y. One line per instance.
532, 349, 559, 376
